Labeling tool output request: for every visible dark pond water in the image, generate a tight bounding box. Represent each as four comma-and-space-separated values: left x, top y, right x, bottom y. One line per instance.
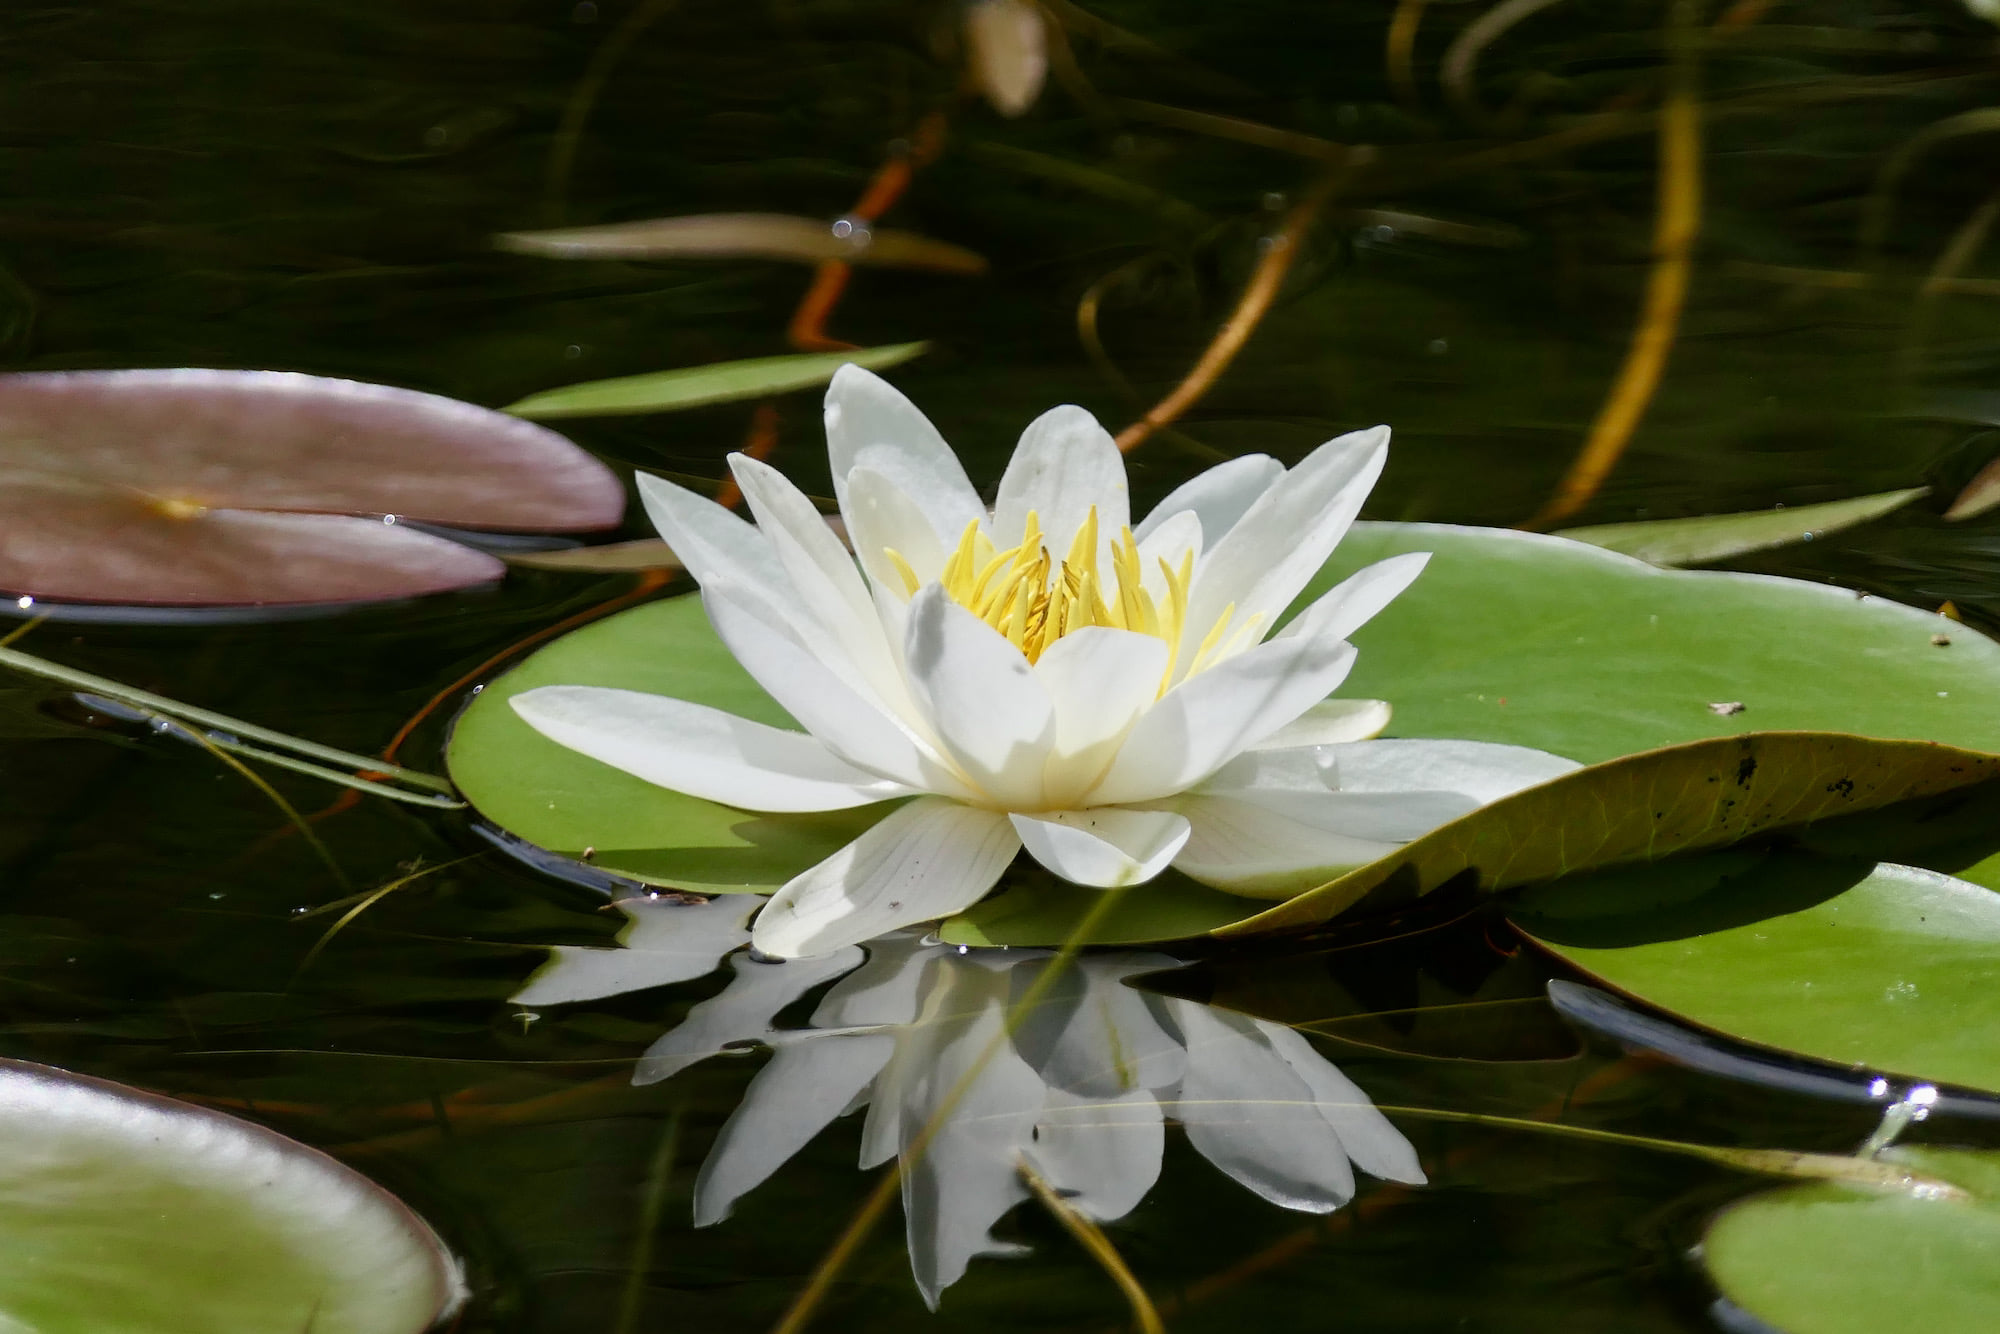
4, 0, 2000, 1329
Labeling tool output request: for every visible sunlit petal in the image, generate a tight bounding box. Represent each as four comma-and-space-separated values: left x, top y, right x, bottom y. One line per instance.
1032, 627, 1168, 805
1133, 453, 1283, 544
511, 685, 911, 812
1011, 808, 1190, 888
991, 405, 1129, 556
905, 585, 1057, 808
845, 465, 950, 595
824, 364, 984, 545
1276, 551, 1431, 644
753, 798, 1021, 958
1249, 698, 1393, 750
1328, 737, 1581, 801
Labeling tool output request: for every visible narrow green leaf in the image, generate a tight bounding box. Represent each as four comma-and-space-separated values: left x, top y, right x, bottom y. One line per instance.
503, 342, 930, 420
495, 214, 987, 272
1946, 453, 2000, 520
1553, 487, 1926, 566
505, 539, 682, 573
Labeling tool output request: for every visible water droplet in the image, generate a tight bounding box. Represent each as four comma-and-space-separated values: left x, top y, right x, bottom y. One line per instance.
1427, 338, 1449, 356
1372, 224, 1396, 243
14, 595, 31, 609
381, 514, 397, 525
1261, 191, 1287, 212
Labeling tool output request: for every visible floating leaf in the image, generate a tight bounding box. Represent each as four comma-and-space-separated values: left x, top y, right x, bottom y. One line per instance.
450, 524, 2000, 934
0, 369, 622, 609
1518, 856, 2000, 1097
1703, 1147, 2000, 1334
495, 214, 988, 274
1222, 733, 2000, 938
1554, 487, 1928, 566
1945, 452, 2000, 520
0, 1057, 464, 1332
503, 343, 928, 420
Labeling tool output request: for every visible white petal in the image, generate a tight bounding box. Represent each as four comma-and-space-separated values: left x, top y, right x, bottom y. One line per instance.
1088, 635, 1358, 806
510, 894, 756, 1007
1133, 453, 1283, 543
1009, 954, 1187, 1098
1167, 792, 1401, 899
1134, 509, 1203, 604
703, 583, 954, 793
991, 405, 1129, 554
1250, 698, 1392, 750
752, 798, 1022, 958
904, 586, 1057, 809
845, 466, 950, 596
511, 685, 911, 812
633, 947, 864, 1084
1260, 1023, 1426, 1186
1276, 551, 1430, 644
1178, 427, 1387, 680
728, 453, 905, 702
1197, 747, 1480, 842
1011, 808, 1190, 888
810, 932, 936, 1027
1031, 627, 1168, 806
824, 364, 984, 545
1023, 1087, 1164, 1223
1167, 1000, 1357, 1212
636, 471, 787, 594
1328, 738, 1580, 802
691, 1032, 897, 1225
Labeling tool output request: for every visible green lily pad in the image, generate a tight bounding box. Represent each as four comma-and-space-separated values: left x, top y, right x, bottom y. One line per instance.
447, 593, 884, 893
1516, 857, 2000, 1097
1703, 1147, 2000, 1334
0, 1058, 464, 1333
450, 523, 2000, 931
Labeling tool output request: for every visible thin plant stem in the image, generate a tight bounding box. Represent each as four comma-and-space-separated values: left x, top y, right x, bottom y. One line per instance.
1386, 0, 1430, 110
1525, 0, 1703, 529
291, 856, 479, 981
1114, 179, 1338, 454
1440, 0, 1571, 126
1899, 190, 2000, 385
167, 721, 351, 892
1019, 1157, 1166, 1334
613, 1109, 684, 1334
769, 886, 1137, 1334
0, 644, 454, 792
0, 615, 45, 649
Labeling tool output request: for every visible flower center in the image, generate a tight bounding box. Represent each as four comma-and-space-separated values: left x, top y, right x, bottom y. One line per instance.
885, 507, 1259, 673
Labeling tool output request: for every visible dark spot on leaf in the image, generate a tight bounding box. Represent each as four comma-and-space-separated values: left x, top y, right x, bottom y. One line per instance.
1825, 778, 1856, 799
1735, 756, 1758, 787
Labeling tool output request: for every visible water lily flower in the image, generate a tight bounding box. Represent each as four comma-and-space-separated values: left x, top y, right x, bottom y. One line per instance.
510, 905, 1423, 1308
512, 367, 1575, 957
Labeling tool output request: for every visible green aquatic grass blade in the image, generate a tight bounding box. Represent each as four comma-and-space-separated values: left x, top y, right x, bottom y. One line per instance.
1554, 486, 1927, 566
503, 342, 928, 419
0, 1059, 463, 1334
1703, 1148, 2000, 1334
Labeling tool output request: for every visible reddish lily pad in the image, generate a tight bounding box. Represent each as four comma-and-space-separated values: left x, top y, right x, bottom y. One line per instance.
0, 369, 623, 609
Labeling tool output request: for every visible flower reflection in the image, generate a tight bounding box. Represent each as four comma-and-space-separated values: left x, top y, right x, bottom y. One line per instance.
515, 898, 1424, 1307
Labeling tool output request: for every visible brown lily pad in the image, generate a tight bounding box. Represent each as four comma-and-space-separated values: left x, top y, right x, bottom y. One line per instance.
0, 369, 623, 610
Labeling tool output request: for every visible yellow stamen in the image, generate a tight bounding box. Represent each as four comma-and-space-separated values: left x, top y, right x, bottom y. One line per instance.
883, 548, 922, 597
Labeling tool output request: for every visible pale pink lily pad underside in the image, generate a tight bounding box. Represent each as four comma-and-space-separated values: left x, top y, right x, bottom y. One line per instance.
0, 369, 624, 607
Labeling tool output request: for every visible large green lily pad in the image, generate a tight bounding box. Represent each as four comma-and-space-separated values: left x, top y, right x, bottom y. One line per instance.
1516, 856, 2000, 1097
450, 523, 2000, 920
1703, 1148, 2000, 1334
0, 1058, 463, 1333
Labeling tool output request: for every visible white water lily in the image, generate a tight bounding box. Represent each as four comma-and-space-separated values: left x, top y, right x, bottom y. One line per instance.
510, 902, 1424, 1308
512, 366, 1576, 957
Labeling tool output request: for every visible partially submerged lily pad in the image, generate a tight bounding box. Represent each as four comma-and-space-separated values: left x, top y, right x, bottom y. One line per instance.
0, 1057, 464, 1333
1703, 1147, 2000, 1334
495, 213, 988, 274
0, 369, 623, 610
448, 523, 2000, 938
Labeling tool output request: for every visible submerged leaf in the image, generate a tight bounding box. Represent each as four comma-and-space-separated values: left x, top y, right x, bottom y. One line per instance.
504, 343, 928, 420
0, 1058, 464, 1333
505, 538, 682, 573
495, 213, 989, 274
0, 369, 622, 609
1555, 487, 1927, 566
